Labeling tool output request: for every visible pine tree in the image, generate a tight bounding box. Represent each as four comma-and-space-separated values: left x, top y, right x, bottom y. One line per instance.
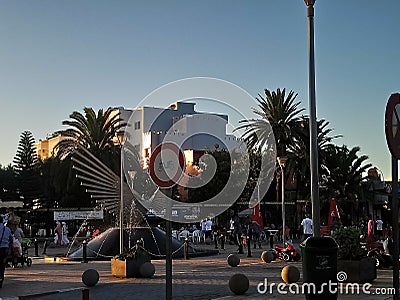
13, 131, 40, 210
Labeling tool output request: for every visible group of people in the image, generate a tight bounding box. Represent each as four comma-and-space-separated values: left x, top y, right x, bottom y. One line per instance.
0, 213, 25, 288
229, 216, 264, 253
54, 221, 70, 246
200, 218, 213, 239
367, 214, 384, 240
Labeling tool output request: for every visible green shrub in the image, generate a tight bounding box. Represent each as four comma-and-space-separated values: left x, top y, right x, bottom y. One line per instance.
332, 226, 366, 260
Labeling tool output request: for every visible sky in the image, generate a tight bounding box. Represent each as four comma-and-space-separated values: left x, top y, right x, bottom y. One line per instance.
0, 0, 399, 180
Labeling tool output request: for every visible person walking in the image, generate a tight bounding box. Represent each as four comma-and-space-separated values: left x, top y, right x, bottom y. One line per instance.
232, 216, 244, 254
251, 221, 262, 249
376, 216, 383, 240
205, 218, 213, 240
301, 214, 313, 241
54, 221, 62, 246
367, 214, 374, 239
61, 222, 70, 246
0, 215, 12, 288
13, 224, 24, 244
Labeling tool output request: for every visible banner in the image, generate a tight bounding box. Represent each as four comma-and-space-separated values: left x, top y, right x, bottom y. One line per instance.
251, 202, 264, 229
54, 210, 103, 221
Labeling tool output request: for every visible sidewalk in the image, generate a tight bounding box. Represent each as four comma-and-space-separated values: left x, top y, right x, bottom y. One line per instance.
0, 242, 395, 300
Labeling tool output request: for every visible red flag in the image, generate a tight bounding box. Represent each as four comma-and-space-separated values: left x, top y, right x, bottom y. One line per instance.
327, 198, 340, 229
251, 202, 263, 229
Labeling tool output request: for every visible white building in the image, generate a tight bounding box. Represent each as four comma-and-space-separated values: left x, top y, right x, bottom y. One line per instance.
125, 101, 243, 167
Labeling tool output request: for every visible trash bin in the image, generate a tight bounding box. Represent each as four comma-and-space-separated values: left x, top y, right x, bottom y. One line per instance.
300, 236, 338, 300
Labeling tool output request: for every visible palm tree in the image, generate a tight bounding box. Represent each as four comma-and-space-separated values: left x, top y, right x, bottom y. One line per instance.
55, 107, 126, 172
238, 88, 304, 157
288, 117, 342, 199
236, 88, 304, 227
321, 144, 372, 203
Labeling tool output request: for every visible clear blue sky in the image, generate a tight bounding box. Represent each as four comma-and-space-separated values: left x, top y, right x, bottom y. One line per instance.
1, 0, 399, 180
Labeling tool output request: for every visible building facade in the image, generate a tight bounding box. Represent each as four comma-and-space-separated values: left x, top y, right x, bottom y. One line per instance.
125, 101, 243, 167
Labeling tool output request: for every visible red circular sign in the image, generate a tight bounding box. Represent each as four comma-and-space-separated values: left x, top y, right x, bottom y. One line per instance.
385, 93, 400, 159
149, 142, 185, 188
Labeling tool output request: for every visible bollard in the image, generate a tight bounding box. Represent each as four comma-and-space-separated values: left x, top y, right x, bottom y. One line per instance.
214, 233, 218, 249
42, 239, 48, 255
246, 236, 252, 257
82, 288, 89, 300
220, 234, 225, 250
183, 238, 189, 260
34, 239, 39, 257
82, 240, 88, 263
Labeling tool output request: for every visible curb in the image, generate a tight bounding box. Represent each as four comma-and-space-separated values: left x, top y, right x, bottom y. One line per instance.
1, 287, 84, 300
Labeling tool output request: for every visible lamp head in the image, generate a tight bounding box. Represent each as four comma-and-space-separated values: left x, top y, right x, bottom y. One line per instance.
277, 156, 288, 168
304, 0, 315, 6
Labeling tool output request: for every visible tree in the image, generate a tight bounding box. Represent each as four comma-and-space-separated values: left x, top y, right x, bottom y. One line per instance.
321, 144, 372, 203
0, 164, 18, 202
238, 88, 304, 157
55, 107, 126, 173
237, 88, 304, 226
288, 117, 342, 199
13, 130, 40, 210
187, 148, 231, 203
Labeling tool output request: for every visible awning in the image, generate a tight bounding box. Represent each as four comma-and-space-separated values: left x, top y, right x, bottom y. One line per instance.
238, 208, 252, 217
0, 201, 24, 208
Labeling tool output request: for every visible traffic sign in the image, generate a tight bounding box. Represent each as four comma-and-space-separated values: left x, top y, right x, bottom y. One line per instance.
385, 93, 400, 159
149, 142, 185, 188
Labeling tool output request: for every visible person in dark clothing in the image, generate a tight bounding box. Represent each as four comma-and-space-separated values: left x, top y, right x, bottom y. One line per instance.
251, 221, 262, 249
0, 215, 12, 288
232, 217, 243, 254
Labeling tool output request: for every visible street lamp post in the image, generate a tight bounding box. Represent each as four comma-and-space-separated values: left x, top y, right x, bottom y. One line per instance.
277, 156, 287, 245
304, 0, 320, 237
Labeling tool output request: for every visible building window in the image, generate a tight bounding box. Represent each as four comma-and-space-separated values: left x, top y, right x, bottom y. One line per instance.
134, 121, 141, 130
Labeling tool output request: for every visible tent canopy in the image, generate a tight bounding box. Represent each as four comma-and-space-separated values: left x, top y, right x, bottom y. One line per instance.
238, 208, 251, 217
0, 201, 23, 208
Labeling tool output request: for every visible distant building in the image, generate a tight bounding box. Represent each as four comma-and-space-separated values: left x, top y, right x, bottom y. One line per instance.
35, 102, 243, 165
35, 133, 65, 160
126, 101, 243, 167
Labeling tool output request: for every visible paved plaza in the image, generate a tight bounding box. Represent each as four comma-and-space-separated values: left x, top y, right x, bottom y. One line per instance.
0, 242, 396, 300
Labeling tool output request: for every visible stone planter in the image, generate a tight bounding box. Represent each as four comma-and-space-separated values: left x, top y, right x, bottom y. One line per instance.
337, 257, 376, 283
111, 256, 151, 278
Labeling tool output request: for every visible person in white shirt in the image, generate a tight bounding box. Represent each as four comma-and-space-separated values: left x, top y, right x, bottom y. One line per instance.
13, 225, 24, 244
61, 222, 70, 246
205, 218, 213, 239
301, 215, 313, 241
200, 219, 207, 240
376, 216, 383, 240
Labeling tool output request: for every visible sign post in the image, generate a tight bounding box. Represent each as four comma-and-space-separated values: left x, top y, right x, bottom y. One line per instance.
385, 93, 400, 300
149, 142, 185, 300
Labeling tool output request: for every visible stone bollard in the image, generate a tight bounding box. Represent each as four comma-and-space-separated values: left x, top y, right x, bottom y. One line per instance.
82, 240, 88, 263
220, 234, 225, 250
82, 288, 89, 300
183, 238, 190, 260
34, 239, 39, 257
246, 236, 252, 257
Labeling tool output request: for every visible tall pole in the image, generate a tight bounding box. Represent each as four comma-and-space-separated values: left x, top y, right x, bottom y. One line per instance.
165, 189, 173, 300
305, 0, 320, 237
277, 157, 287, 245
392, 156, 399, 300
119, 150, 124, 253
281, 165, 286, 245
